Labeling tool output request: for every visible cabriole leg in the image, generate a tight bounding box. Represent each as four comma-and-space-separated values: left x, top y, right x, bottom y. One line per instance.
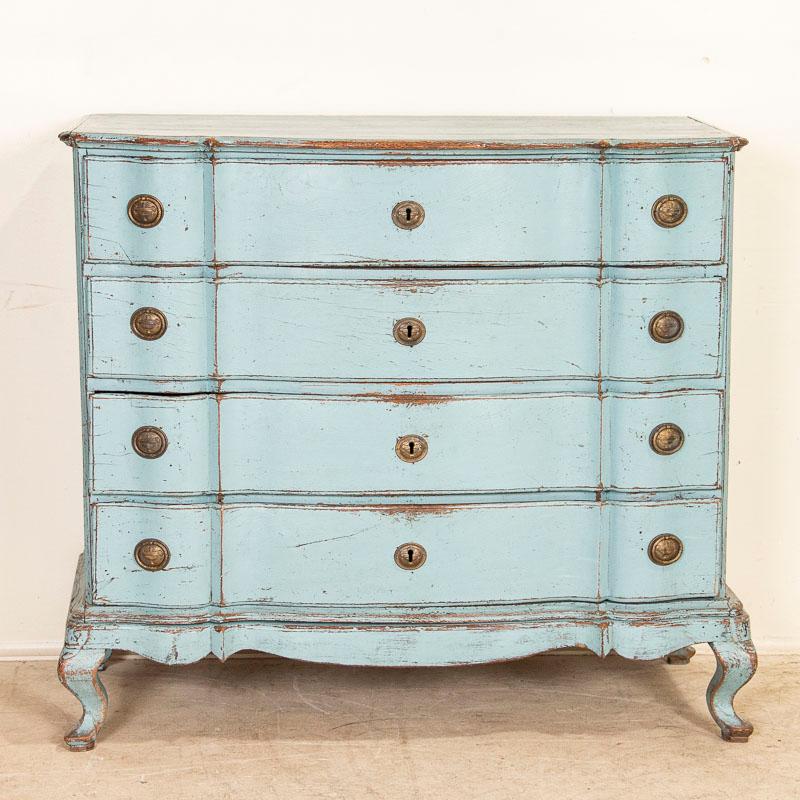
665, 645, 696, 665
706, 639, 757, 742
57, 645, 112, 751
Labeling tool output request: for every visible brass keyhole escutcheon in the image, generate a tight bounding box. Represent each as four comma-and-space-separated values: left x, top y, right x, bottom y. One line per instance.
127, 194, 164, 228
131, 426, 169, 459
393, 317, 426, 346
394, 542, 427, 570
649, 423, 684, 456
651, 194, 688, 228
130, 307, 168, 341
392, 200, 425, 230
648, 534, 684, 566
649, 310, 684, 344
134, 539, 171, 571
395, 434, 428, 463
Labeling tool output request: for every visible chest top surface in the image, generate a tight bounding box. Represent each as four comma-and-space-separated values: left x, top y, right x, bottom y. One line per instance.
60, 114, 745, 151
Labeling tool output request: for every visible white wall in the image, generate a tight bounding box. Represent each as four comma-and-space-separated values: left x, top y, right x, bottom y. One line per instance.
1, 0, 798, 656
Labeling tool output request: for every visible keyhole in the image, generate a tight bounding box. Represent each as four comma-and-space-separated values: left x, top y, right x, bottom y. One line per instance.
406, 324, 413, 339
394, 542, 427, 569
405, 206, 412, 221
408, 440, 415, 455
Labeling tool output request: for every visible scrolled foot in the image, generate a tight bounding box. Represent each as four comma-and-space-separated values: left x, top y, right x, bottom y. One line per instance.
57, 646, 112, 751
706, 639, 757, 742
665, 645, 696, 665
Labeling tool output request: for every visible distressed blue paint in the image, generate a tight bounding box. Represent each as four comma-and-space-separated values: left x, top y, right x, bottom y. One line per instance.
88, 277, 214, 379
602, 278, 723, 379
90, 394, 217, 494
58, 115, 756, 748
92, 504, 215, 606
603, 158, 728, 264
214, 161, 602, 264
602, 391, 722, 490
84, 156, 209, 263
220, 393, 599, 494
217, 278, 601, 381
85, 276, 726, 383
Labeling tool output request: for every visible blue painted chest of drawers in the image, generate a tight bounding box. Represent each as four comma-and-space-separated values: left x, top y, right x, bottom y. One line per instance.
57, 115, 756, 748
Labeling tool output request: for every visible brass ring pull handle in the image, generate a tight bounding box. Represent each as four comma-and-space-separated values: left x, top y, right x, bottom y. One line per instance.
134, 539, 170, 571
648, 534, 683, 566
130, 307, 167, 341
652, 195, 688, 228
649, 310, 684, 343
649, 423, 684, 456
127, 194, 164, 228
131, 426, 168, 459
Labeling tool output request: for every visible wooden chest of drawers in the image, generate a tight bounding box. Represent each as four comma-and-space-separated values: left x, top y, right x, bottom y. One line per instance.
57, 115, 756, 749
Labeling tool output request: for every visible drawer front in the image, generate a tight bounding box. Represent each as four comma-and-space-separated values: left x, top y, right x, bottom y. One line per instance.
80, 156, 726, 266
214, 161, 602, 264
220, 394, 599, 494
86, 277, 723, 383
223, 503, 599, 604
88, 278, 213, 379
221, 500, 720, 605
603, 391, 722, 490
85, 157, 208, 263
90, 394, 217, 494
604, 159, 727, 263
606, 500, 721, 599
217, 279, 599, 381
603, 278, 723, 380
89, 392, 721, 495
92, 503, 214, 606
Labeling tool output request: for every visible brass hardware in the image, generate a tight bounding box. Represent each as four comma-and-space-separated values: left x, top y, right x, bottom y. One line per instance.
394, 542, 427, 570
652, 195, 688, 228
649, 310, 684, 344
131, 426, 168, 459
134, 539, 170, 571
127, 194, 164, 228
649, 423, 684, 456
648, 534, 684, 566
130, 307, 168, 341
395, 434, 428, 463
392, 200, 425, 230
393, 317, 426, 346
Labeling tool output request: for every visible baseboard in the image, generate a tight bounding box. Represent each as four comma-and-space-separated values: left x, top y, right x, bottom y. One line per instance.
2, 639, 798, 661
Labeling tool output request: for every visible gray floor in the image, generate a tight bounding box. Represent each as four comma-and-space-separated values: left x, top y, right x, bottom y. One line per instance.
0, 652, 796, 799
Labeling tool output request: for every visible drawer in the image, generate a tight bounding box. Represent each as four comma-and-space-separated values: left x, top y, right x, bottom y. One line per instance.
87, 278, 214, 379
221, 499, 721, 605
604, 159, 727, 264
602, 278, 723, 380
602, 391, 722, 490
92, 503, 214, 606
214, 161, 602, 264
86, 276, 723, 383
223, 503, 598, 604
90, 394, 217, 494
217, 278, 600, 381
89, 391, 721, 495
90, 392, 598, 495
85, 156, 208, 263
219, 393, 599, 494
81, 156, 726, 266
605, 500, 721, 599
